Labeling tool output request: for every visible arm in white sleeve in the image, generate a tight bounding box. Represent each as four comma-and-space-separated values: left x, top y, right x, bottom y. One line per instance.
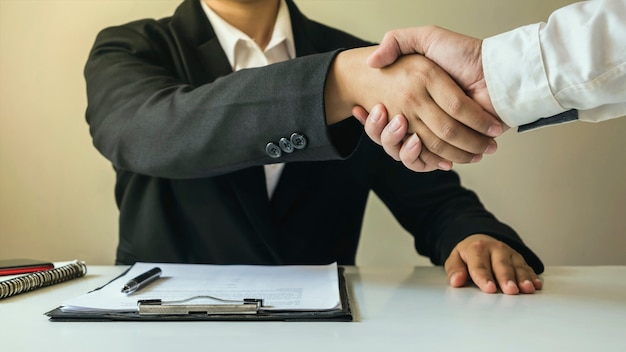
482, 0, 626, 129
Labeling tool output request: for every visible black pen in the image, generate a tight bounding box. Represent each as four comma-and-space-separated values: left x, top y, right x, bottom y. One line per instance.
121, 267, 162, 294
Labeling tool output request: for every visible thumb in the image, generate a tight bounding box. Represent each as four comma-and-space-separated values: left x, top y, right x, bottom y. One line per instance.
367, 28, 427, 68
367, 38, 402, 68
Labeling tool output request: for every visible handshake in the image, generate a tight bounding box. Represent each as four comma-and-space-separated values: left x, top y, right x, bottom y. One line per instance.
325, 26, 504, 172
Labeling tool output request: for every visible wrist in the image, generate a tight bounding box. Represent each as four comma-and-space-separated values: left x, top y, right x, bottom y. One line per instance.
324, 50, 353, 125
324, 47, 376, 125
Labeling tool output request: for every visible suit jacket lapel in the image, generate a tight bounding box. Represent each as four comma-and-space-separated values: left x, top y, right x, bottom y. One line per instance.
169, 0, 320, 86
287, 0, 321, 58
169, 0, 232, 86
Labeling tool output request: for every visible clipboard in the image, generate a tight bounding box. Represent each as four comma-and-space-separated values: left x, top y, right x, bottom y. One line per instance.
45, 266, 353, 322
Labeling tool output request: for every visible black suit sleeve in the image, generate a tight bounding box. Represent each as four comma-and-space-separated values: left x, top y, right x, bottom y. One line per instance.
351, 139, 544, 273
85, 22, 356, 179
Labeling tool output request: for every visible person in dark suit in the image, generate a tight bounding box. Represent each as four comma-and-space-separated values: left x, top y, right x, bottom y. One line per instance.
85, 0, 543, 295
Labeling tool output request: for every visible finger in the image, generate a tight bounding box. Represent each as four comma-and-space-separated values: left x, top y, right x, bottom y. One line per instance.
413, 52, 504, 138
380, 115, 408, 161
461, 239, 498, 294
399, 133, 452, 172
430, 86, 504, 138
364, 104, 390, 146
398, 133, 426, 171
397, 57, 496, 158
417, 85, 499, 154
420, 148, 453, 171
363, 106, 455, 171
489, 246, 520, 295
352, 105, 369, 125
407, 116, 481, 164
511, 254, 543, 294
409, 60, 502, 152
444, 250, 469, 288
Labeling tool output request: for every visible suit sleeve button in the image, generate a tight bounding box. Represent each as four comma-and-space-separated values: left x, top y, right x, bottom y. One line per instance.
290, 133, 307, 149
265, 142, 282, 158
279, 137, 295, 153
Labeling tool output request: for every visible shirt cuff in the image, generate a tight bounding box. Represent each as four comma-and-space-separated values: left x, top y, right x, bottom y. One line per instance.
482, 23, 567, 127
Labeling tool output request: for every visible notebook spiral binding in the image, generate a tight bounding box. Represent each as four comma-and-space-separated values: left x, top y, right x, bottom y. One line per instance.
0, 260, 87, 299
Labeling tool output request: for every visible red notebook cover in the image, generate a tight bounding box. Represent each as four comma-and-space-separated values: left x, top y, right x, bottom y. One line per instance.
0, 259, 54, 276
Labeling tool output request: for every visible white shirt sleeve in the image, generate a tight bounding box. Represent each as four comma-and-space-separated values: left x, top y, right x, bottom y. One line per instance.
482, 0, 626, 128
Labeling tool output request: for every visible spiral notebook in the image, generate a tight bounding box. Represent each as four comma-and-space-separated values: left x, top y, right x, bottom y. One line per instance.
0, 260, 87, 300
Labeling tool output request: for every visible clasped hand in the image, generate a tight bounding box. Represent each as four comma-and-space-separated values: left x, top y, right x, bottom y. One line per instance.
328, 45, 500, 172
350, 26, 508, 172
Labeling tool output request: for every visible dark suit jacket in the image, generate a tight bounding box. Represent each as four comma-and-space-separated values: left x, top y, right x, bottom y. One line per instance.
84, 0, 543, 272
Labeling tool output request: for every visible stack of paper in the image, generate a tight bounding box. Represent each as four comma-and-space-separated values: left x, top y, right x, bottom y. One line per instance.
59, 262, 343, 314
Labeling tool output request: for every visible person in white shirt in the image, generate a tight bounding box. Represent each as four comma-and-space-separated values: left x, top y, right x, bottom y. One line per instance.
353, 0, 626, 172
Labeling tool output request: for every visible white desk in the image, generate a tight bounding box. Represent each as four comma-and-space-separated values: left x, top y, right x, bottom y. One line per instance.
1, 266, 624, 352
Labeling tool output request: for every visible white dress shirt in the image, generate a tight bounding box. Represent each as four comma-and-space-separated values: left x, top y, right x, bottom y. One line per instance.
200, 0, 295, 198
482, 0, 626, 129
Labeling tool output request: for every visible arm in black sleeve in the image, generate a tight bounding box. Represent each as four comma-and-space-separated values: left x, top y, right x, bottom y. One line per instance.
356, 140, 543, 273
85, 21, 356, 179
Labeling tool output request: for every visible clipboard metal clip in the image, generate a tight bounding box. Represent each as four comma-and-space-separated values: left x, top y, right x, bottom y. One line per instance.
137, 295, 264, 316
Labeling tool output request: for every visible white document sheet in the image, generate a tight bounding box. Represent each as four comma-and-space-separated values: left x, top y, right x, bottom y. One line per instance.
60, 262, 341, 312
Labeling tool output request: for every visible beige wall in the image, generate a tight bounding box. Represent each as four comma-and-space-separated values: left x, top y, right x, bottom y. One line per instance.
0, 0, 624, 266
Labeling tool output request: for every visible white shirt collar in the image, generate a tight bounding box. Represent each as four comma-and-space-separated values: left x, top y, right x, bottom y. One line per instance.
199, 0, 295, 69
